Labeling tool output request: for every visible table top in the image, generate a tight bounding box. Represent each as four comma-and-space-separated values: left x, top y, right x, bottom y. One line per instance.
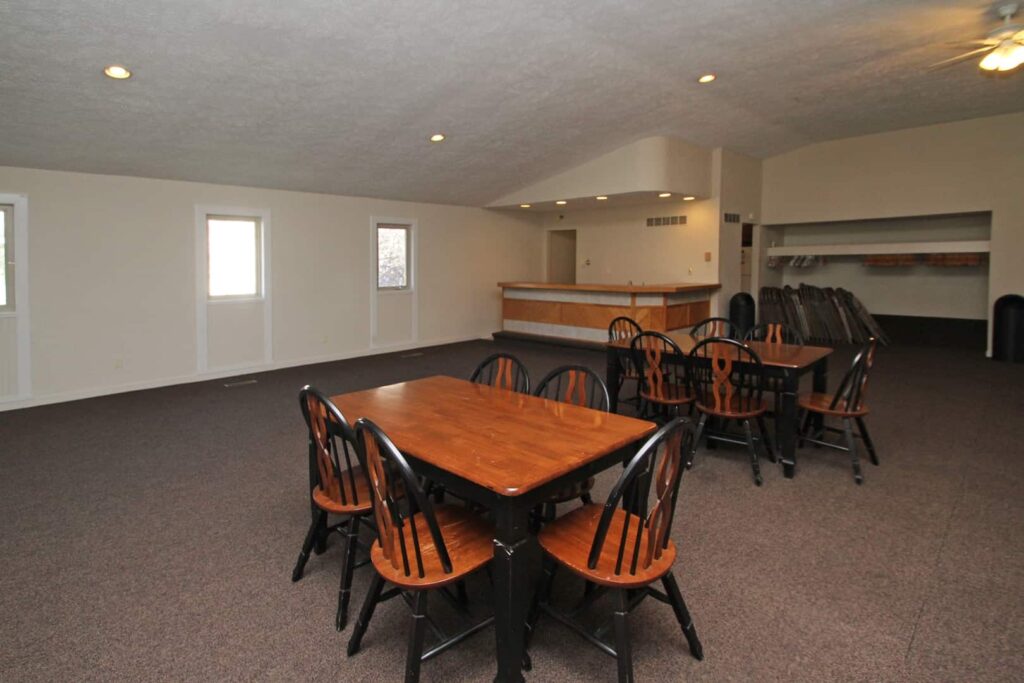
497, 281, 721, 294
331, 375, 657, 497
608, 333, 833, 370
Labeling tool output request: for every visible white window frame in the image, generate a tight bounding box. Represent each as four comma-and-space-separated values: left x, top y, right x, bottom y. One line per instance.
195, 205, 272, 372
369, 216, 418, 349
376, 222, 413, 291
0, 194, 31, 401
0, 204, 14, 313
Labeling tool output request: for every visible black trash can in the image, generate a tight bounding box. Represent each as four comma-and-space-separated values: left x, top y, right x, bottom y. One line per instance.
993, 294, 1024, 362
729, 292, 756, 339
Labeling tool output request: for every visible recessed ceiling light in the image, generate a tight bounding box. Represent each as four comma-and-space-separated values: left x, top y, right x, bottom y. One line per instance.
429, 133, 446, 143
595, 196, 608, 201
698, 74, 716, 84
555, 200, 567, 205
103, 64, 131, 80
683, 196, 696, 201
659, 192, 672, 198
520, 204, 531, 208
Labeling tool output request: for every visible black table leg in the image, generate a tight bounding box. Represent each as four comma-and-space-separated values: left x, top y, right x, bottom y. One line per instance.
308, 441, 327, 554
780, 372, 798, 479
492, 504, 534, 683
606, 346, 622, 414
811, 357, 828, 435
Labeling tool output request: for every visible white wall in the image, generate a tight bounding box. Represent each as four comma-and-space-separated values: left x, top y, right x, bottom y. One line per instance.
772, 213, 991, 320
762, 111, 1024, 348
0, 166, 543, 409
541, 198, 720, 287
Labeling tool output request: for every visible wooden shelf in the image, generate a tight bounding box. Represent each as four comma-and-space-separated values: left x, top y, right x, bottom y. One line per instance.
766, 240, 990, 258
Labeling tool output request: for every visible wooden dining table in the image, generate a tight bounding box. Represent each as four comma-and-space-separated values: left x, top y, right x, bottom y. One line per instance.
606, 333, 833, 478
328, 375, 657, 682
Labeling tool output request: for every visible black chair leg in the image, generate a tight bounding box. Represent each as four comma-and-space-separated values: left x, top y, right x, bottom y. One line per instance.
612, 589, 634, 683
336, 516, 362, 631
292, 509, 327, 582
543, 502, 557, 523
580, 492, 594, 505
856, 417, 879, 466
742, 420, 763, 486
662, 572, 704, 660
843, 418, 863, 485
688, 412, 708, 469
347, 571, 385, 656
405, 591, 429, 683
755, 414, 776, 463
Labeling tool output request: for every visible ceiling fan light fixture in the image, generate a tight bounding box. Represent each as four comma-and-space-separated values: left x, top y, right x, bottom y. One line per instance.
979, 40, 1024, 70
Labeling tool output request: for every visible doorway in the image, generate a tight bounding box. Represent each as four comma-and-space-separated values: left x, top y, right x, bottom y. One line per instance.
740, 223, 753, 294
547, 229, 577, 284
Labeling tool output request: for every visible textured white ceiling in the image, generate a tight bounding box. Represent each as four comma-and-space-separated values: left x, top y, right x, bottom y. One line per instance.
0, 1, 1021, 205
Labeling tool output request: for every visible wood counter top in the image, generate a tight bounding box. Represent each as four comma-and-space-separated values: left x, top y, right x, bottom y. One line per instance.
498, 282, 721, 294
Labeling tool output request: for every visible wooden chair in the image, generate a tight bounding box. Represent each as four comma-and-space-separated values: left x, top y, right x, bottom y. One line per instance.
608, 316, 643, 408
469, 352, 530, 393
798, 338, 878, 484
744, 322, 805, 346
347, 418, 496, 682
533, 365, 610, 521
688, 338, 775, 486
291, 386, 374, 631
690, 316, 737, 340
527, 418, 704, 682
630, 331, 694, 423
743, 322, 805, 438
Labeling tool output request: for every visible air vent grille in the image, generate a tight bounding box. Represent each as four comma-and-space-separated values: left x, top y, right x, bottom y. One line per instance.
724, 213, 741, 223
645, 215, 687, 227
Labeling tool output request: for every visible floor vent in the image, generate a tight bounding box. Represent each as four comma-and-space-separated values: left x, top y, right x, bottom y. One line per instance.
223, 378, 258, 388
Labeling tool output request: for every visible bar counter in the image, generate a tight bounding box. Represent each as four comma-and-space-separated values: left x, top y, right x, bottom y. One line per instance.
498, 281, 720, 343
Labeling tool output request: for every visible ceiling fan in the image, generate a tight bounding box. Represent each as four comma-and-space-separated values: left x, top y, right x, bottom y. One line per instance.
930, 2, 1024, 72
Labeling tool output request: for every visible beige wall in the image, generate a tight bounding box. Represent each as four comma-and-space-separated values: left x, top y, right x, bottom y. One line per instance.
541, 198, 720, 288
762, 111, 1024, 347
0, 166, 543, 408
716, 149, 763, 307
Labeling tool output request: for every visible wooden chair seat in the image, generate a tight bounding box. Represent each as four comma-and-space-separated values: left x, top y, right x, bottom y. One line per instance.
799, 392, 869, 417
640, 383, 694, 406
538, 504, 676, 589
370, 504, 494, 589
695, 394, 768, 418
311, 465, 375, 515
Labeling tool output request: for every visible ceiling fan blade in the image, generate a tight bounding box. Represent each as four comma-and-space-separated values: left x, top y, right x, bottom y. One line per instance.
927, 45, 997, 69
943, 39, 999, 48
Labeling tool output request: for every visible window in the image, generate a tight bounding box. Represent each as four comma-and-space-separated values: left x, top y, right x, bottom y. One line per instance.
207, 215, 262, 298
0, 204, 13, 312
377, 223, 411, 289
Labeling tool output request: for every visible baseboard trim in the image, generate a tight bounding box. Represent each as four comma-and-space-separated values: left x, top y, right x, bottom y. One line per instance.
0, 334, 488, 412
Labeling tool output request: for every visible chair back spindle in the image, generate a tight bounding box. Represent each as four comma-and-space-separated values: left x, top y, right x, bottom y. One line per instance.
587, 418, 694, 576
829, 338, 876, 413
534, 365, 610, 412
689, 338, 766, 415
743, 322, 805, 346
630, 331, 688, 403
299, 385, 361, 507
469, 353, 530, 393
356, 418, 453, 579
690, 317, 737, 340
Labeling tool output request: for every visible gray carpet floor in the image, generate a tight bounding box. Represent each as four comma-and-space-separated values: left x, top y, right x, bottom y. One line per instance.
1, 338, 1022, 682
